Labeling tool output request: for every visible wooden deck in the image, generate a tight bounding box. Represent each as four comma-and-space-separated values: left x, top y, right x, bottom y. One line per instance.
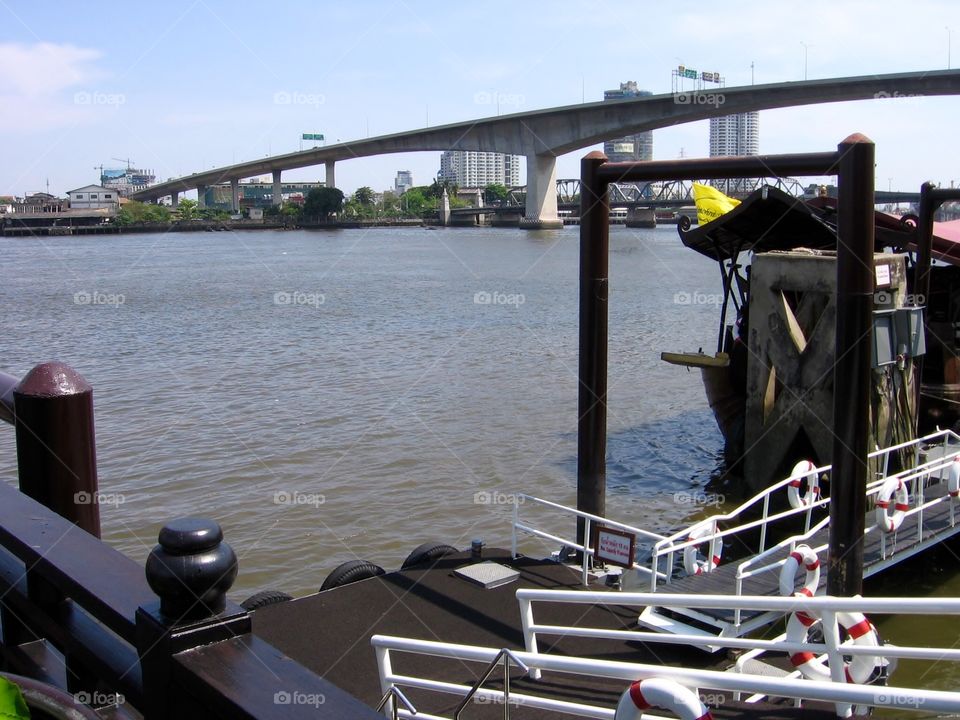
251, 549, 837, 719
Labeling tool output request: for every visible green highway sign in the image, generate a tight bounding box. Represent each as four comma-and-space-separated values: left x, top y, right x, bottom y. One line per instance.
302, 133, 324, 141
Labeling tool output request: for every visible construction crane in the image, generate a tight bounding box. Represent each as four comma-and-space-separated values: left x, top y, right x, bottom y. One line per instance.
112, 157, 135, 170
93, 164, 106, 182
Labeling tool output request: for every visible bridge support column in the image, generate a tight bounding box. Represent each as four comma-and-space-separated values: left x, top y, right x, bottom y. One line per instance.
272, 171, 282, 206
230, 179, 240, 213
521, 152, 562, 230
196, 185, 206, 209
170, 191, 179, 208
325, 161, 335, 189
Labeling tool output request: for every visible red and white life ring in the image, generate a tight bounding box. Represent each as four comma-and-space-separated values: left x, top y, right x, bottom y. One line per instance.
778, 544, 820, 602
947, 457, 960, 499
787, 460, 820, 509
785, 610, 880, 684
682, 523, 722, 576
875, 477, 909, 533
615, 678, 713, 720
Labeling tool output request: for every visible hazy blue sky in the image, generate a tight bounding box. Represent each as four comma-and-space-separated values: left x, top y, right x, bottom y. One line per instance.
1, 0, 958, 197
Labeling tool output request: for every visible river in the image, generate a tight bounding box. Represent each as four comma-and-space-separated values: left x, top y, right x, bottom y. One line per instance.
1, 224, 957, 699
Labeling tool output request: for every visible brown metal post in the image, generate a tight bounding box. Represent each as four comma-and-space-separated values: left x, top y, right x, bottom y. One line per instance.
827, 134, 875, 596
915, 182, 937, 312
578, 151, 610, 544
13, 361, 101, 537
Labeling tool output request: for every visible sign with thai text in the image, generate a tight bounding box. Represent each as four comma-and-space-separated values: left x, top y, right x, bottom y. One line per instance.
592, 525, 636, 568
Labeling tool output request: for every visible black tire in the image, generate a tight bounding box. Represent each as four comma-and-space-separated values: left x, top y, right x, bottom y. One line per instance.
320, 560, 385, 591
240, 589, 293, 611
401, 542, 460, 570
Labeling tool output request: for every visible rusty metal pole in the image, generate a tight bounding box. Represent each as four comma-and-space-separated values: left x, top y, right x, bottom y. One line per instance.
827, 134, 875, 597
13, 361, 101, 537
577, 151, 610, 546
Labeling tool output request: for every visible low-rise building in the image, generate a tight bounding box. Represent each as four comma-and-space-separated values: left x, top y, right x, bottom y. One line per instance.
14, 193, 67, 214
67, 185, 120, 211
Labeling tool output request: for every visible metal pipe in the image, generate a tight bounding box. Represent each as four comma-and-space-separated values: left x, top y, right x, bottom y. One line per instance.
828, 133, 875, 596
577, 151, 610, 542
13, 361, 101, 537
595, 151, 839, 184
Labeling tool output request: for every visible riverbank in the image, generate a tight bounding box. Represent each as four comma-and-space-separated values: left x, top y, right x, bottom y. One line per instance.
1, 217, 428, 236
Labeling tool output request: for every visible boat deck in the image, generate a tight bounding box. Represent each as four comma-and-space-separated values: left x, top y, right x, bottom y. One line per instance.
251, 549, 836, 719
650, 492, 960, 627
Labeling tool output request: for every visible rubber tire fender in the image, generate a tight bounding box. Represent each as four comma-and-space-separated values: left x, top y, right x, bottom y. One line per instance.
320, 560, 386, 591
401, 542, 459, 570
240, 589, 293, 611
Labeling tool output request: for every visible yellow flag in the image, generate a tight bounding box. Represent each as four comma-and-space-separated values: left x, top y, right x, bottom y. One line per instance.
692, 183, 740, 226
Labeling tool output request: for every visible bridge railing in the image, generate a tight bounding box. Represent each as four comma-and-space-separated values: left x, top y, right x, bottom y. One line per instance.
0, 361, 380, 718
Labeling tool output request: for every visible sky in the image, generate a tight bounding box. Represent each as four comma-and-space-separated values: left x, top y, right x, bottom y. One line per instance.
1, 0, 958, 198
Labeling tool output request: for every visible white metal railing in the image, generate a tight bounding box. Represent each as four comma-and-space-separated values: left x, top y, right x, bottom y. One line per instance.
510, 494, 668, 586
647, 428, 960, 592
512, 590, 960, 716
372, 603, 960, 719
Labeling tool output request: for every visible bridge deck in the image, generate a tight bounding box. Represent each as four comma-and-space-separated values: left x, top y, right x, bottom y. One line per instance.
652, 494, 959, 626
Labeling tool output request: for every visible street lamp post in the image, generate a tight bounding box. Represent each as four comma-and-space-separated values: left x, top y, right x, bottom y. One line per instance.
801, 41, 810, 80
948, 26, 953, 69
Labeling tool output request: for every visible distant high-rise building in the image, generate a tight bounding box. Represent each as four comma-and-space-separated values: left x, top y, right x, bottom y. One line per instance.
438, 151, 520, 188
395, 170, 413, 194
602, 81, 654, 162
709, 111, 759, 194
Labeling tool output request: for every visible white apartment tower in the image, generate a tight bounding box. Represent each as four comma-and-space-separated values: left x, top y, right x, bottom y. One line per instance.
709, 111, 759, 193
438, 151, 521, 188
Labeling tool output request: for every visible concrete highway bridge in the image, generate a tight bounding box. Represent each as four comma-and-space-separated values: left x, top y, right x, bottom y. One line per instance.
130, 70, 960, 229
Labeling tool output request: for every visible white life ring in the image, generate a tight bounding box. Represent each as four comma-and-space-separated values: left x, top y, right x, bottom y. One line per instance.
787, 460, 820, 509
615, 678, 713, 720
786, 610, 880, 684
682, 523, 722, 576
947, 457, 960, 498
778, 544, 820, 611
875, 477, 909, 533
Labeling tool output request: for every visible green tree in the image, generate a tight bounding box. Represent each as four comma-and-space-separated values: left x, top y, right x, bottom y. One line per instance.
177, 198, 198, 220
353, 186, 375, 206
303, 187, 344, 222
484, 183, 509, 205
115, 200, 171, 225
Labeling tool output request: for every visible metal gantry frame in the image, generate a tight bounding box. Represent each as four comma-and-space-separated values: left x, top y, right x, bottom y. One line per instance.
577, 138, 876, 598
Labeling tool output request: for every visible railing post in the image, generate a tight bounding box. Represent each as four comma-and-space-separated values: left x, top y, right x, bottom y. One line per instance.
12, 361, 100, 537
828, 134, 875, 597
577, 151, 610, 548
136, 517, 250, 718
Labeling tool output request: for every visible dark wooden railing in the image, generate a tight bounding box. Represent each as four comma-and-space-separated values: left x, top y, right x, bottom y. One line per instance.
0, 362, 381, 718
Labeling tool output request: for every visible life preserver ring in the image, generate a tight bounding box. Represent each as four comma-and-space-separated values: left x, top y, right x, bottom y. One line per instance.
786, 610, 880, 684
682, 523, 722, 576
787, 460, 820, 509
778, 544, 820, 606
875, 477, 909, 533
947, 457, 960, 499
615, 678, 713, 720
